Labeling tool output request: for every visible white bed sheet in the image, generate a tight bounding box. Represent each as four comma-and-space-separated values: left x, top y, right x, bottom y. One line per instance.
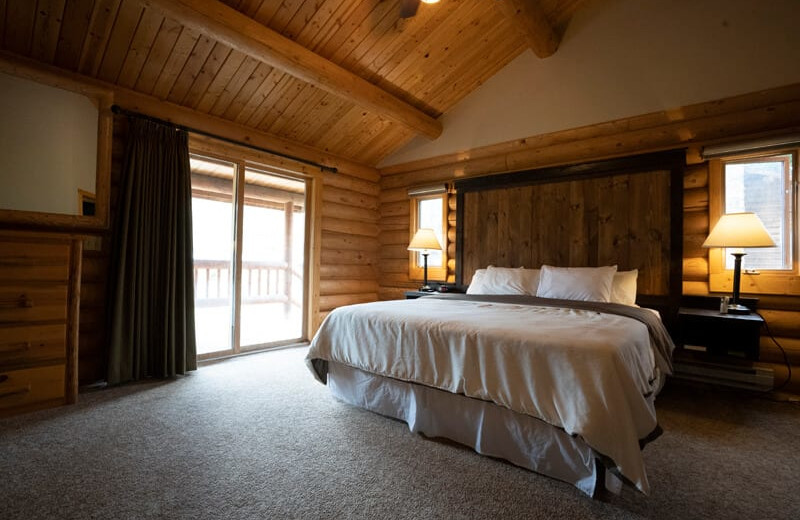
307, 297, 665, 494
327, 361, 625, 497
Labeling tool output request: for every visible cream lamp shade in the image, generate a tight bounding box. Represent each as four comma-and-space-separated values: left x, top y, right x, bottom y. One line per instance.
702, 212, 776, 249
408, 228, 442, 252
702, 212, 775, 314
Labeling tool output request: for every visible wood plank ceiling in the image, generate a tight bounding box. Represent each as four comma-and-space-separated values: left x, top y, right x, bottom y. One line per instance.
0, 0, 588, 167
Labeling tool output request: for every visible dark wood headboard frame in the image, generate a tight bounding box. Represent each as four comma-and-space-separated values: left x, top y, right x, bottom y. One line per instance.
454, 150, 685, 322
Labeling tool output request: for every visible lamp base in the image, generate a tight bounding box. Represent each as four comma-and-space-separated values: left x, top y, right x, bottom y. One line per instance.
726, 303, 751, 315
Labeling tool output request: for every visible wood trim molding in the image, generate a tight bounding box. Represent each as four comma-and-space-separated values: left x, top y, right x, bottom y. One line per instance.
142, 0, 442, 140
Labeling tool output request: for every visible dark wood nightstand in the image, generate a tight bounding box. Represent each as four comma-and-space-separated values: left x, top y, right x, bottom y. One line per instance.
678, 307, 765, 361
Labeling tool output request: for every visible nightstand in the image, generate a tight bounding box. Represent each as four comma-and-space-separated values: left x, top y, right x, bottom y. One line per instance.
677, 307, 765, 361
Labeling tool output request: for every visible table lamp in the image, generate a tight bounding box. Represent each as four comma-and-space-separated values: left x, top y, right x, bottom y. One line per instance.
408, 228, 442, 292
702, 212, 776, 314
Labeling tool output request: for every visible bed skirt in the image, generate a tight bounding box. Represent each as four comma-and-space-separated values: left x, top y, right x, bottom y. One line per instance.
327, 361, 624, 497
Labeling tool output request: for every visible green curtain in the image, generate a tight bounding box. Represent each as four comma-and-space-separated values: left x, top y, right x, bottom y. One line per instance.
107, 118, 197, 385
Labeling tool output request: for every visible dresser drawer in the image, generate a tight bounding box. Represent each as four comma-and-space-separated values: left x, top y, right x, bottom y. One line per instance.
0, 364, 65, 413
0, 285, 68, 324
0, 239, 71, 282
0, 323, 67, 367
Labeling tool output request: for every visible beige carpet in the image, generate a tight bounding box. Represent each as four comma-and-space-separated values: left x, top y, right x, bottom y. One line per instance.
1, 346, 798, 519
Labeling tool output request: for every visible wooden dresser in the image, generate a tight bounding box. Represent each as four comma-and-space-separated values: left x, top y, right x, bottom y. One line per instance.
0, 231, 82, 417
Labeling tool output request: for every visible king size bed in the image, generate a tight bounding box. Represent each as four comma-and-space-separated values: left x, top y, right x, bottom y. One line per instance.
307, 152, 684, 497
307, 267, 675, 496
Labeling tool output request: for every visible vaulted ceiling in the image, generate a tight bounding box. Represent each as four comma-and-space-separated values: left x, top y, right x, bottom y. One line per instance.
0, 0, 590, 166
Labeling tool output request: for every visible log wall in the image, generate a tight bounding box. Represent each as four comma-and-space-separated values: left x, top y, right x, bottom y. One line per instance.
378, 87, 800, 395
317, 170, 380, 328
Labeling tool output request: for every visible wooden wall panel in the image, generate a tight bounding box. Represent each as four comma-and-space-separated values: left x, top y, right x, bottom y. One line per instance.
458, 170, 673, 296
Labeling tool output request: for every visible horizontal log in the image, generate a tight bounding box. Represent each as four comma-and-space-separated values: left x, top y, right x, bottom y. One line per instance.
319, 279, 380, 296
759, 309, 800, 338
321, 233, 379, 252
318, 293, 378, 312
447, 228, 456, 243
322, 186, 378, 210
381, 244, 410, 260
378, 287, 407, 301
316, 311, 330, 326
319, 264, 377, 280
380, 200, 410, 218
447, 243, 456, 258
380, 86, 800, 185
759, 336, 800, 365
684, 165, 708, 189
381, 258, 409, 274
321, 217, 379, 237
684, 187, 709, 211
683, 257, 709, 281
448, 196, 457, 211
321, 202, 379, 223
320, 248, 376, 265
379, 187, 408, 204
380, 230, 409, 246
323, 172, 380, 197
379, 274, 417, 285
754, 296, 800, 312
379, 215, 409, 231
448, 210, 456, 226
683, 233, 708, 260
683, 210, 708, 236
682, 281, 709, 296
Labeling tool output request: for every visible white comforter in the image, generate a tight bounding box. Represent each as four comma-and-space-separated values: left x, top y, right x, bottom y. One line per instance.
306, 297, 664, 494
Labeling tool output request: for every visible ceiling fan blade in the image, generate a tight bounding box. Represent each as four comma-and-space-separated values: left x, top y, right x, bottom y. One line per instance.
400, 0, 420, 19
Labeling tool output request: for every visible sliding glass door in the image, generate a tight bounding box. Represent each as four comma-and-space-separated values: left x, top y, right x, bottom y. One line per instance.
190, 154, 307, 359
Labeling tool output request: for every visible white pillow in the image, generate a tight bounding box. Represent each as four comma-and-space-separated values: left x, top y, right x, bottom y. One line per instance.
467, 266, 540, 295
466, 269, 488, 294
610, 269, 639, 306
536, 265, 617, 302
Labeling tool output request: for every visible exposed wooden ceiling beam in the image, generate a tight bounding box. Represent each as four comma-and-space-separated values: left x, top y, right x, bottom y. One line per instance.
496, 0, 561, 58
140, 0, 442, 140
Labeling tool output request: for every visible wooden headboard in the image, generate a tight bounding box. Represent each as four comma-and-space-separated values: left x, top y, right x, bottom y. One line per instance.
454, 150, 685, 316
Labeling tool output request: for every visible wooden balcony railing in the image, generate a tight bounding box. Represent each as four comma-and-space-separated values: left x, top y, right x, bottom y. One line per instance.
193, 259, 291, 308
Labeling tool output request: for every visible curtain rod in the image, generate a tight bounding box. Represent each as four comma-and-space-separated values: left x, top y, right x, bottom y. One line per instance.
110, 105, 338, 174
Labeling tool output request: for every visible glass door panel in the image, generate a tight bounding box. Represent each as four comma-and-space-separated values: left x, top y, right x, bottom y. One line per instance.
240, 167, 306, 349
190, 155, 236, 356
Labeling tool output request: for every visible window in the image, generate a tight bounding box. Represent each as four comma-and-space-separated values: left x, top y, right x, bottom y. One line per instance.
722, 154, 793, 270
409, 185, 449, 283
709, 148, 799, 295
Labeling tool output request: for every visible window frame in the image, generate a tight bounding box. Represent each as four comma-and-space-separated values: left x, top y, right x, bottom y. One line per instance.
708, 148, 800, 296
408, 191, 449, 284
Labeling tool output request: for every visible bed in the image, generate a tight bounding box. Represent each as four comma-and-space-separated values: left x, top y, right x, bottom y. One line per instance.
307, 267, 675, 496
307, 152, 684, 497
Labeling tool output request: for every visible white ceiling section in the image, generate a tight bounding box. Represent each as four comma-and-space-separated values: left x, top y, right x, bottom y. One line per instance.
381, 0, 800, 167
